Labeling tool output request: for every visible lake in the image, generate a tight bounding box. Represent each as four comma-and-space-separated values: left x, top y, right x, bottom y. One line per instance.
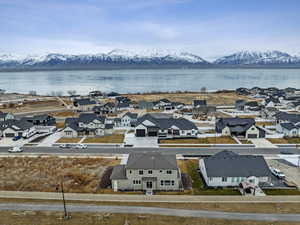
0, 68, 299, 95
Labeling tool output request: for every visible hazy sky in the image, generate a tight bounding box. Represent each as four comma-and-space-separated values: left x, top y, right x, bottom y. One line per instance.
1, 0, 300, 60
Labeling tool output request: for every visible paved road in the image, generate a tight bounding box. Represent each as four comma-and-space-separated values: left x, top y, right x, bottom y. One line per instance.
0, 146, 299, 156
1, 203, 300, 222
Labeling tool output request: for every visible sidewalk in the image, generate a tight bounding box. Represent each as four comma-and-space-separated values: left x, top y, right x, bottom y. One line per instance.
250, 138, 277, 148
0, 191, 300, 203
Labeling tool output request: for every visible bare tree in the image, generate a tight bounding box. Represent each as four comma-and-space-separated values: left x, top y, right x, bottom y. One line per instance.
200, 86, 207, 93
29, 90, 37, 96
67, 90, 76, 96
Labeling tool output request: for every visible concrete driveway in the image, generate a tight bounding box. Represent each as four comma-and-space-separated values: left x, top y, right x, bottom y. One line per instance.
37, 131, 62, 147
124, 132, 158, 147
250, 138, 277, 148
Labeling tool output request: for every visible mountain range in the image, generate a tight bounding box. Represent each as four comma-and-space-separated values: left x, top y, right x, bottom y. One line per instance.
1, 49, 300, 71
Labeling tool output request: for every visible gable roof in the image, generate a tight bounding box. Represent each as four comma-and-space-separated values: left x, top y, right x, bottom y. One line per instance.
0, 119, 33, 131
76, 98, 96, 105
78, 113, 105, 124
275, 112, 300, 124
126, 152, 178, 170
216, 117, 255, 133
203, 151, 271, 177
193, 100, 207, 106
123, 112, 138, 119
280, 123, 298, 130
136, 113, 197, 130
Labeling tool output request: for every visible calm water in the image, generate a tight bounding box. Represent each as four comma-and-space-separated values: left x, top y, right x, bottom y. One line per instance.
0, 68, 299, 95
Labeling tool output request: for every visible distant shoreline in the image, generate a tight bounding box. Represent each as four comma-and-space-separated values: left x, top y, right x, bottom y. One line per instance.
1, 65, 300, 73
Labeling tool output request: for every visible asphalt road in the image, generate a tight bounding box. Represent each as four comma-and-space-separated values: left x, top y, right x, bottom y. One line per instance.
0, 146, 299, 156
1, 203, 300, 222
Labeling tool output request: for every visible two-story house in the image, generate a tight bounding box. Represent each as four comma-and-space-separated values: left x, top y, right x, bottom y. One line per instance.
110, 152, 182, 192
63, 113, 106, 137
121, 112, 138, 127
74, 98, 97, 112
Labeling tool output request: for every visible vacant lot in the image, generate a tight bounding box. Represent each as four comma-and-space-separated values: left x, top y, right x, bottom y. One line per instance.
49, 110, 78, 117
160, 137, 237, 144
0, 156, 119, 193
1, 211, 297, 225
267, 138, 300, 144
56, 137, 82, 143
124, 92, 255, 106
83, 134, 125, 143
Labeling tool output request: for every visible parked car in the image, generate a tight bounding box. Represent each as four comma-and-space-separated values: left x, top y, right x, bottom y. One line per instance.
270, 167, 286, 179
8, 147, 23, 153
59, 144, 72, 148
12, 136, 22, 141
74, 144, 87, 149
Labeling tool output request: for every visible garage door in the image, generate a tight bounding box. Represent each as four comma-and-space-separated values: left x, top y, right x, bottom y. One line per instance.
5, 133, 15, 137
136, 129, 146, 137
148, 131, 158, 137
247, 134, 258, 138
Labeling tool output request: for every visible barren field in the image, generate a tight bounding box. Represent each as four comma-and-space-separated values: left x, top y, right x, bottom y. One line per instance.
124, 92, 255, 106
1, 211, 298, 225
83, 134, 125, 143
160, 137, 237, 144
0, 157, 119, 193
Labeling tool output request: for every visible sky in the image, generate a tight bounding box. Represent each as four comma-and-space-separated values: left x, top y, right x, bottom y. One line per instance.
1, 0, 300, 60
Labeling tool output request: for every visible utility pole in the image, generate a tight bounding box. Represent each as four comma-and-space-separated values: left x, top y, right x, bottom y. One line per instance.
61, 181, 71, 219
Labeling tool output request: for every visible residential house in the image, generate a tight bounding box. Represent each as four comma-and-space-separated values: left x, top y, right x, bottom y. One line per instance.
93, 102, 115, 115
63, 113, 106, 137
138, 100, 154, 110
263, 96, 280, 108
199, 151, 271, 187
192, 106, 216, 120
135, 113, 198, 138
0, 119, 36, 138
116, 102, 131, 111
216, 117, 265, 139
192, 100, 207, 108
110, 152, 182, 192
121, 112, 138, 127
235, 100, 246, 111
74, 98, 97, 112
275, 112, 300, 137
22, 114, 56, 133
0, 112, 14, 121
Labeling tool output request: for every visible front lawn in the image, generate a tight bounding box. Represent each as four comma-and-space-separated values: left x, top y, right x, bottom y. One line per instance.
160, 137, 237, 144
264, 189, 300, 195
183, 160, 240, 195
267, 138, 300, 144
83, 134, 124, 143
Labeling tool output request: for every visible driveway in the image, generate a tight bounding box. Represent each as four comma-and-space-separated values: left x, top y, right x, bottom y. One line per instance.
0, 203, 300, 222
124, 132, 158, 147
37, 131, 62, 147
250, 138, 277, 148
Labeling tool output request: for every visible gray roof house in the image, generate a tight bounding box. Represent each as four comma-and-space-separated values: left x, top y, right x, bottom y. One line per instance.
216, 117, 265, 139
135, 113, 198, 138
199, 151, 271, 187
0, 112, 14, 121
63, 113, 106, 138
121, 112, 138, 127
74, 98, 97, 112
110, 152, 182, 192
0, 119, 35, 138
192, 100, 207, 108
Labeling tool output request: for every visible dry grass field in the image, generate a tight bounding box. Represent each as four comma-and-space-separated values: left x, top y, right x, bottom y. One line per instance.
0, 156, 119, 193
267, 138, 300, 144
83, 134, 125, 143
124, 92, 255, 106
160, 137, 237, 144
49, 110, 78, 117
56, 137, 82, 143
2, 211, 298, 225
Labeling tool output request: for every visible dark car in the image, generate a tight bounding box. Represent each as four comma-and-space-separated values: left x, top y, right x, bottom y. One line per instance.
12, 136, 22, 141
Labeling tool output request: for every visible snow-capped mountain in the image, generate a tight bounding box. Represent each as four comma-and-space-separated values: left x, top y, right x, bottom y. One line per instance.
214, 50, 300, 65
0, 49, 209, 70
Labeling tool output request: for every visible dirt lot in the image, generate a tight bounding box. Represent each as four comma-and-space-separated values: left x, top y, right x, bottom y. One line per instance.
266, 159, 300, 188
1, 211, 298, 225
267, 138, 300, 144
83, 134, 125, 143
160, 137, 237, 144
0, 156, 119, 193
124, 92, 255, 106
56, 137, 82, 143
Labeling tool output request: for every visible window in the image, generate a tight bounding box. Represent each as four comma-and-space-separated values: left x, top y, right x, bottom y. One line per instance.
167, 170, 172, 174
165, 180, 171, 186
160, 170, 163, 173
161, 180, 164, 186
171, 181, 175, 186
148, 170, 152, 174
129, 170, 132, 174
209, 177, 213, 181
139, 170, 143, 175
222, 177, 227, 182
133, 180, 141, 185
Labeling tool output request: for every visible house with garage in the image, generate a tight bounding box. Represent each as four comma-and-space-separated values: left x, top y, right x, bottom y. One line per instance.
0, 119, 36, 138
0, 112, 15, 121
275, 112, 300, 137
93, 102, 115, 115
192, 100, 207, 108
215, 117, 265, 139
135, 113, 198, 138
199, 151, 271, 188
74, 98, 97, 112
263, 96, 280, 108
110, 152, 182, 192
121, 112, 138, 127
116, 102, 132, 111
63, 113, 106, 137
22, 114, 56, 133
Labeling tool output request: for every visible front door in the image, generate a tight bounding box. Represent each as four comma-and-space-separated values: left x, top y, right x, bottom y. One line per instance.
146, 181, 152, 189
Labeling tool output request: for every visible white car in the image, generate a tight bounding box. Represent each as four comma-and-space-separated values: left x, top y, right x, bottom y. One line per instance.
270, 167, 285, 179
75, 144, 87, 149
8, 147, 23, 153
